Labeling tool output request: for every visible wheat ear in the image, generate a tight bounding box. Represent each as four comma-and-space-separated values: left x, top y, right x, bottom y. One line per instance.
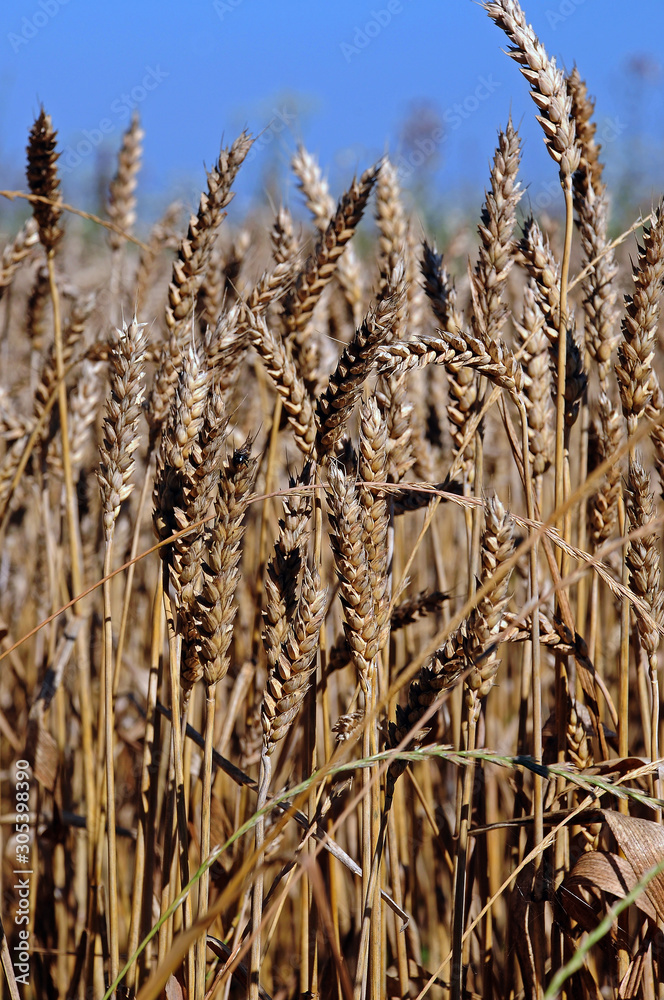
615, 203, 664, 439
374, 161, 421, 493
26, 109, 64, 254
375, 159, 407, 312
134, 201, 182, 311
484, 0, 580, 178
147, 131, 252, 438
463, 497, 515, 715
515, 281, 554, 477
471, 117, 522, 343
271, 206, 300, 266
326, 458, 381, 692
107, 111, 143, 252
262, 463, 313, 670
292, 143, 365, 324
567, 69, 619, 389
246, 310, 317, 455
376, 328, 524, 396
283, 161, 381, 390
316, 270, 405, 457
0, 218, 39, 302
625, 458, 664, 811
420, 241, 477, 482
519, 217, 587, 426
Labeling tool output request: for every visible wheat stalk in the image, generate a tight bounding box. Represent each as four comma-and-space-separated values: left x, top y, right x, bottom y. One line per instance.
97, 316, 146, 994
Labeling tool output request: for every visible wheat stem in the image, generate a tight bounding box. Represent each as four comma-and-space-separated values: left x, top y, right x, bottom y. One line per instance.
196, 681, 217, 998
100, 541, 119, 994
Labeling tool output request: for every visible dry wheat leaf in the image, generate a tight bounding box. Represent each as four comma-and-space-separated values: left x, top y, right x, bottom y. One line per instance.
565, 850, 658, 922
586, 756, 649, 779
603, 809, 664, 920
509, 860, 540, 998
164, 974, 184, 1000
24, 714, 58, 792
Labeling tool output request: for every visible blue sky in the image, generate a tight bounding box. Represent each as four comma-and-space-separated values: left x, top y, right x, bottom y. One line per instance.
1, 0, 663, 225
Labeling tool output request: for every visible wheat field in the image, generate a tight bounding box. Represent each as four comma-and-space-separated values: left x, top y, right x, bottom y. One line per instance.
2, 2, 664, 998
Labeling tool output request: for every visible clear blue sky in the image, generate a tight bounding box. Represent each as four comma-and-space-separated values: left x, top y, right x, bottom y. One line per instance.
1, 0, 663, 224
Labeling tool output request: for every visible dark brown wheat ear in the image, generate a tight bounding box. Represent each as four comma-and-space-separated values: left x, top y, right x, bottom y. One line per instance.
26, 109, 64, 254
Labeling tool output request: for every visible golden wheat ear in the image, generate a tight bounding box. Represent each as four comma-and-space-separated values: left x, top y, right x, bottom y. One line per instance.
107, 111, 143, 253
147, 130, 253, 439
0, 217, 39, 302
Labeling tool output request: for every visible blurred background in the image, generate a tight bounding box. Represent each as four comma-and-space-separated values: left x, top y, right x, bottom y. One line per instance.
1, 0, 663, 233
